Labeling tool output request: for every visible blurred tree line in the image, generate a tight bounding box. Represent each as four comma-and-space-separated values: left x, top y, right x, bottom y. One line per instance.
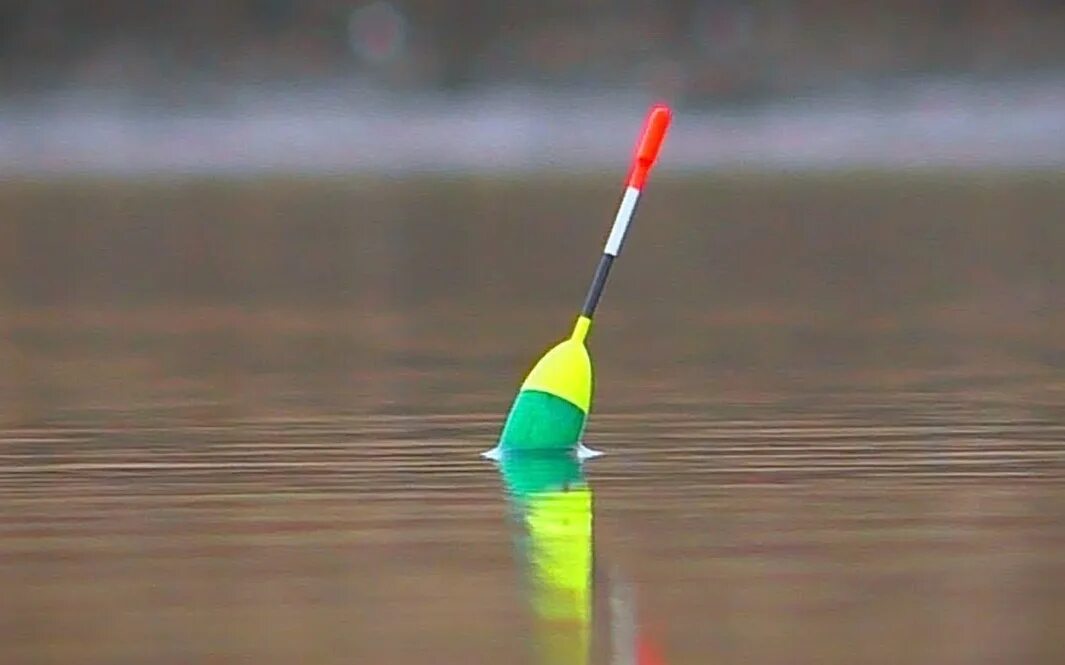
1, 0, 1063, 102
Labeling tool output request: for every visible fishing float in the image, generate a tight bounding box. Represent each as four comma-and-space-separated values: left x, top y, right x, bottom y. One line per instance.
484, 103, 673, 459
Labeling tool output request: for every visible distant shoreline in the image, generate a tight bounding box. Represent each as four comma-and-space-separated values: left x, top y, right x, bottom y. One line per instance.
3, 77, 1064, 176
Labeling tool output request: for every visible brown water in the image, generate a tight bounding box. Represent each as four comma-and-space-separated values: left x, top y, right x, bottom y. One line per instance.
2, 174, 1064, 664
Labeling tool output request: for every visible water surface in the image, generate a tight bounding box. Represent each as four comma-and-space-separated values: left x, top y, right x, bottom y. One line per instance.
2, 174, 1064, 664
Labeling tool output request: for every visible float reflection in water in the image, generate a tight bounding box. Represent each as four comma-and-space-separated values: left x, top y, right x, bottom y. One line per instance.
496, 451, 666, 665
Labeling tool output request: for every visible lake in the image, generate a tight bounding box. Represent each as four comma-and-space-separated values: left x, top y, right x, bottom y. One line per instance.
2, 173, 1063, 664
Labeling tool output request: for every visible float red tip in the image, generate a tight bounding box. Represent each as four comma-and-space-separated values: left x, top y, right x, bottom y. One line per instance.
627, 104, 672, 189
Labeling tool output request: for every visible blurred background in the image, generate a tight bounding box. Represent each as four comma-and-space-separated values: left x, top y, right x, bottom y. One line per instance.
2, 2, 1064, 665
2, 0, 1065, 173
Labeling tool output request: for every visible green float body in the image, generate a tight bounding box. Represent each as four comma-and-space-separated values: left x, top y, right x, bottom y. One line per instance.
498, 390, 586, 451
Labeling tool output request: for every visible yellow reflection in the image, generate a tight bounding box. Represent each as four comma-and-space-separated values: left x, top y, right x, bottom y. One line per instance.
526, 485, 592, 662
